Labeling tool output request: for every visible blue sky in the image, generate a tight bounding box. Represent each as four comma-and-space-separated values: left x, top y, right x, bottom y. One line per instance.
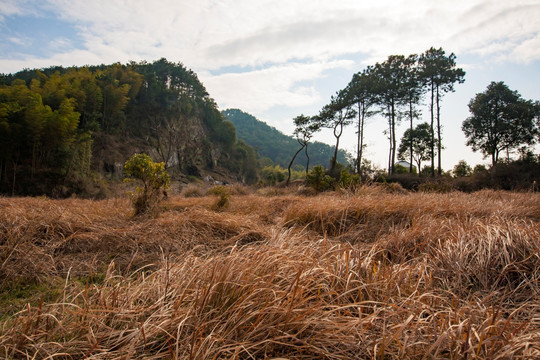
1, 0, 540, 170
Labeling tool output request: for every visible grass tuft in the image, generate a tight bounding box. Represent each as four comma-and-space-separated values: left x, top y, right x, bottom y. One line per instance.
0, 188, 539, 359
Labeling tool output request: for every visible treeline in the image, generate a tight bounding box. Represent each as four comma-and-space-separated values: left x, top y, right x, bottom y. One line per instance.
290, 47, 466, 177
222, 108, 350, 168
0, 59, 258, 196
287, 47, 539, 191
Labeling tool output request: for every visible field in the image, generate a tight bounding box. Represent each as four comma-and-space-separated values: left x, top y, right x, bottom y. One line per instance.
0, 185, 539, 359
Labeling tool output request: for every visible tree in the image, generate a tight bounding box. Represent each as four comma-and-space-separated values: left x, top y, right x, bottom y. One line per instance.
401, 54, 423, 173
419, 47, 465, 176
344, 67, 379, 176
124, 153, 170, 215
453, 160, 472, 177
397, 122, 436, 175
223, 108, 349, 169
462, 81, 538, 166
373, 55, 409, 175
287, 114, 318, 185
318, 92, 356, 173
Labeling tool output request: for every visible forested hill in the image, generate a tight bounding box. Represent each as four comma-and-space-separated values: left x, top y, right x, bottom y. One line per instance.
222, 109, 350, 168
0, 59, 258, 197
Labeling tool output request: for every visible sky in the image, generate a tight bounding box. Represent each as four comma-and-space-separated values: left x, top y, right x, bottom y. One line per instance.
1, 0, 540, 171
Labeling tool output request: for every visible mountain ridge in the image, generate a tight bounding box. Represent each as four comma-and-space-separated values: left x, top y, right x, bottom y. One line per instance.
222, 108, 350, 169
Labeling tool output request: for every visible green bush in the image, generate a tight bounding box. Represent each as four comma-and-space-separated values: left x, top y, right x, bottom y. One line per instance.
453, 160, 473, 177
337, 169, 361, 189
306, 165, 334, 192
260, 165, 286, 186
394, 164, 417, 174
260, 165, 304, 186
124, 153, 170, 215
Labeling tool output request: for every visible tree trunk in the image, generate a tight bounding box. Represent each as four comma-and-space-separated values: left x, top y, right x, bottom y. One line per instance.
409, 100, 414, 174
11, 160, 17, 196
287, 145, 305, 185
357, 104, 365, 177
430, 81, 435, 177
331, 122, 343, 172
391, 101, 396, 175
304, 143, 310, 174
387, 112, 393, 175
436, 85, 442, 175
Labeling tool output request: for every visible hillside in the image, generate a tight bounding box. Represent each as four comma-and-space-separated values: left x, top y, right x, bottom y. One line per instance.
222, 108, 350, 168
0, 59, 258, 197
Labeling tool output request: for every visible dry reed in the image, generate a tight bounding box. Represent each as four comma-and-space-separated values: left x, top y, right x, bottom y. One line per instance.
0, 188, 539, 359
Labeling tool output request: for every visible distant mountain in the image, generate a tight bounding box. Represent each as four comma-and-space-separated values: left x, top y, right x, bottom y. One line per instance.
222, 108, 350, 169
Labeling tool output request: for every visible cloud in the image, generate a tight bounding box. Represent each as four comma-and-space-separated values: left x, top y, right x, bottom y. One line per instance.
448, 2, 540, 60
3, 0, 538, 73
0, 0, 31, 21
48, 37, 73, 51
7, 36, 27, 46
200, 60, 354, 114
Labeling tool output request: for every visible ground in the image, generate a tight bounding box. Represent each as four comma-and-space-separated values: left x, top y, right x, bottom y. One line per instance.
0, 185, 539, 359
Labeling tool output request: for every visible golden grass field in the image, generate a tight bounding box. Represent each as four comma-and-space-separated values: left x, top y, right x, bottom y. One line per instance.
0, 185, 539, 359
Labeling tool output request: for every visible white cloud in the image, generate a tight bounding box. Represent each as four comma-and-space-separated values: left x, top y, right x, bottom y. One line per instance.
0, 0, 31, 21
2, 0, 538, 71
7, 36, 27, 46
201, 60, 354, 113
508, 34, 540, 63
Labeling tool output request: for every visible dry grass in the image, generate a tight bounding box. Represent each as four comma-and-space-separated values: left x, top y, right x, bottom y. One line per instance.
0, 187, 539, 359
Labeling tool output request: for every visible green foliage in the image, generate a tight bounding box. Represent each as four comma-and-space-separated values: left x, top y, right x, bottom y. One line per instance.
0, 77, 84, 195
473, 164, 488, 174
316, 92, 356, 172
0, 279, 63, 321
124, 153, 170, 215
260, 165, 286, 185
420, 47, 466, 175
337, 169, 361, 189
260, 164, 304, 186
421, 166, 434, 177
306, 165, 334, 192
453, 160, 472, 177
222, 108, 350, 168
394, 164, 411, 174
398, 122, 436, 173
1, 59, 260, 196
220, 140, 259, 184
462, 81, 538, 166
208, 185, 231, 210
344, 67, 379, 174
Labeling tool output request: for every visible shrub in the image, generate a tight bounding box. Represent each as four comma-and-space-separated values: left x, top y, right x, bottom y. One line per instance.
208, 185, 231, 210
260, 165, 304, 186
306, 165, 334, 192
124, 153, 170, 215
394, 164, 414, 174
337, 169, 361, 189
453, 160, 473, 177
417, 179, 453, 193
